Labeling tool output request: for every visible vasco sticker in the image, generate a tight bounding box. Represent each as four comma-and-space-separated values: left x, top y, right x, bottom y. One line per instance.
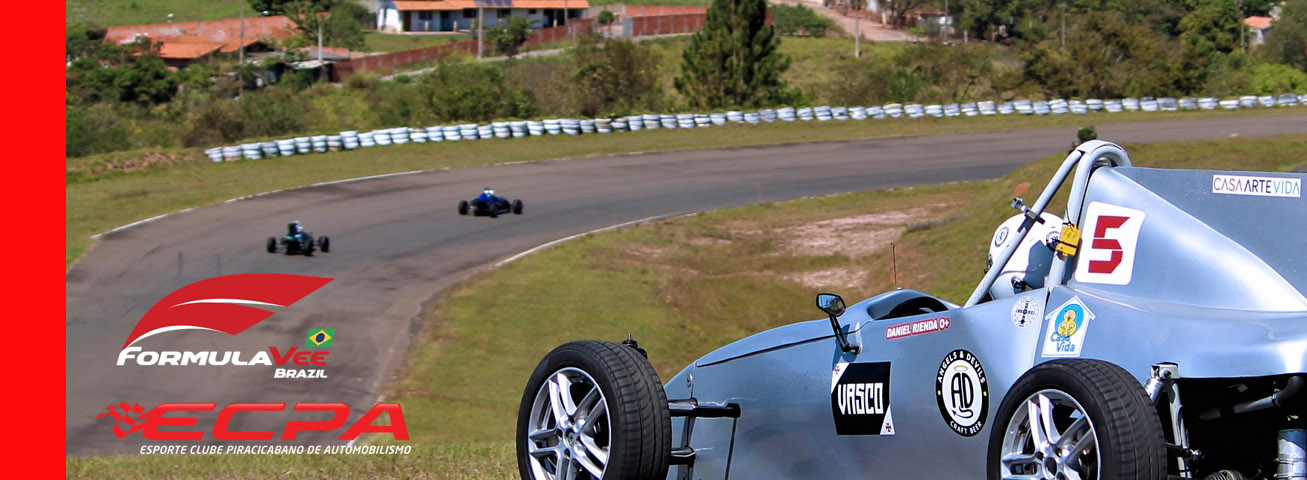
831, 362, 894, 436
1010, 296, 1042, 328
1041, 296, 1095, 357
1073, 202, 1145, 286
884, 316, 950, 340
935, 349, 988, 437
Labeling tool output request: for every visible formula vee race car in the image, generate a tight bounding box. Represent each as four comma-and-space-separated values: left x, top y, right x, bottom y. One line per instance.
516, 141, 1307, 480
266, 221, 330, 255
459, 188, 523, 218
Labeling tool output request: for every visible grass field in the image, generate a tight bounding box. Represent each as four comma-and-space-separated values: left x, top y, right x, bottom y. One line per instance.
67, 0, 247, 26
66, 108, 1290, 266
364, 32, 468, 53
68, 133, 1307, 478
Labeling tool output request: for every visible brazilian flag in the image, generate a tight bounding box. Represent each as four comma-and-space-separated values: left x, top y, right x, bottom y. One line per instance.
306, 328, 334, 347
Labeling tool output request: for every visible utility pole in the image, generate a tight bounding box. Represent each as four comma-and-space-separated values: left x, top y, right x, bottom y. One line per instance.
1060, 3, 1067, 49
476, 0, 483, 59
855, 12, 861, 58
238, 3, 244, 98
317, 15, 324, 81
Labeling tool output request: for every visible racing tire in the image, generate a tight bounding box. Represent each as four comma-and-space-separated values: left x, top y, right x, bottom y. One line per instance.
513, 199, 524, 215
302, 234, 315, 256
319, 236, 330, 253
517, 340, 671, 480
458, 200, 469, 215
490, 208, 498, 218
987, 359, 1165, 480
266, 237, 277, 253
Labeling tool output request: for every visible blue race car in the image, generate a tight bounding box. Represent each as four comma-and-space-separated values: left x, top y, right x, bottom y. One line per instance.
459, 188, 523, 218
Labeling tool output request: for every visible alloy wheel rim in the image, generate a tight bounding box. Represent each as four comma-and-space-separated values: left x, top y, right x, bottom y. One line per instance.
999, 389, 1099, 480
526, 367, 610, 480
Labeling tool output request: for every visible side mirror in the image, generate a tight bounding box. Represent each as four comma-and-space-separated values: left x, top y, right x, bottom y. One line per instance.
816, 293, 856, 353
816, 293, 846, 316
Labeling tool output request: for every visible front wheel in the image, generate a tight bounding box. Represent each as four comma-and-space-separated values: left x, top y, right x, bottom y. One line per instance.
987, 359, 1166, 480
458, 200, 469, 215
318, 236, 330, 253
266, 237, 277, 253
517, 341, 670, 480
302, 234, 315, 256
513, 199, 524, 215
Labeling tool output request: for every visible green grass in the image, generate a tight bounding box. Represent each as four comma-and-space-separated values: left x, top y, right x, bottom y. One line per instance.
67, 133, 1307, 477
65, 108, 1294, 266
67, 0, 247, 26
364, 32, 468, 53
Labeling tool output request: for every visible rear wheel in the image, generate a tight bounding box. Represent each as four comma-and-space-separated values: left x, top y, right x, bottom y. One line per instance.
518, 341, 670, 480
266, 237, 277, 253
513, 199, 524, 215
458, 200, 469, 215
987, 359, 1165, 480
318, 236, 330, 253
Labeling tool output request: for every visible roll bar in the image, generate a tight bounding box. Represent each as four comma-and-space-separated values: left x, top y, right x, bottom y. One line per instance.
964, 140, 1133, 307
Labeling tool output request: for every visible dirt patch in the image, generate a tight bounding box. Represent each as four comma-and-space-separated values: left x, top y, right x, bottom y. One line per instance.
67, 150, 206, 183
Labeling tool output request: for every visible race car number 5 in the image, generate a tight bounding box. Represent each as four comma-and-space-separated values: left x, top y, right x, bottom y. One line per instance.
1074, 202, 1145, 286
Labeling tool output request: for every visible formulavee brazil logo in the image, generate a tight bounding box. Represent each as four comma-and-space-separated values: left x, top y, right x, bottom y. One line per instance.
122, 274, 332, 348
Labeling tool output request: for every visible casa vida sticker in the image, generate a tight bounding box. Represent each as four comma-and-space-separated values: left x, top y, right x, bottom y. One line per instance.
1212, 174, 1301, 198
831, 362, 895, 436
1041, 296, 1095, 357
936, 349, 988, 437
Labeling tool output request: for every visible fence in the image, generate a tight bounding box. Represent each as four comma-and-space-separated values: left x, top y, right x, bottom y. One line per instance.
335, 18, 596, 79
623, 14, 706, 37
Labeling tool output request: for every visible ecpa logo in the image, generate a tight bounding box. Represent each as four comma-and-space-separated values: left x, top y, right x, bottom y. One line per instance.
97, 402, 408, 441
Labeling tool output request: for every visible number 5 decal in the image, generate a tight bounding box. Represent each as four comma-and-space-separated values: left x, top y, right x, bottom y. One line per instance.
1074, 202, 1145, 285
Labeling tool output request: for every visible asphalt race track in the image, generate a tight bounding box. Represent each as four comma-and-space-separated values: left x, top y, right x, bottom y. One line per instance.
66, 114, 1307, 455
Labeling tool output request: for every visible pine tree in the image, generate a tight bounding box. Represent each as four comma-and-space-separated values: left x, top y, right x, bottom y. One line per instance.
674, 0, 792, 109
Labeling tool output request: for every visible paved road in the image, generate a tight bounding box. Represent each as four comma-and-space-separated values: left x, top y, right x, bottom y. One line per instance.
66, 114, 1307, 455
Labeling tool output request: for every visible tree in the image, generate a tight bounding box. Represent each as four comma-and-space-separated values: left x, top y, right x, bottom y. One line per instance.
1021, 11, 1173, 98
675, 0, 793, 109
882, 0, 930, 29
1261, 0, 1307, 70
485, 17, 533, 57
248, 0, 336, 16
1172, 0, 1241, 92
570, 35, 664, 116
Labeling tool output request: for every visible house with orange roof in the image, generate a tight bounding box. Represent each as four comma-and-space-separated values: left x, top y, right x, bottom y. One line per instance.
105, 15, 298, 67
377, 0, 589, 33
1244, 16, 1273, 46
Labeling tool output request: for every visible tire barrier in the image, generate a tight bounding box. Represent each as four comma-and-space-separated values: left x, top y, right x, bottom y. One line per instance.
205, 93, 1307, 161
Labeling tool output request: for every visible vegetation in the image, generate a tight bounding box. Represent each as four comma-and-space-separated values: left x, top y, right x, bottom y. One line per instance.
674, 0, 794, 108
363, 33, 464, 53
65, 1, 1307, 159
484, 17, 534, 57
68, 132, 1307, 478
773, 4, 836, 38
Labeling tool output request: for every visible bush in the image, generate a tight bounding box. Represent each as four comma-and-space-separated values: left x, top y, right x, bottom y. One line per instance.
419, 59, 538, 121
773, 4, 834, 38
570, 36, 665, 117
598, 10, 615, 26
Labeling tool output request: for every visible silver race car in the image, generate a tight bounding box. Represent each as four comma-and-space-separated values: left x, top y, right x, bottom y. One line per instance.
516, 141, 1307, 480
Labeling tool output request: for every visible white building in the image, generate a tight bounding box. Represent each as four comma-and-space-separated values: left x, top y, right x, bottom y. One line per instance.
377, 0, 589, 33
